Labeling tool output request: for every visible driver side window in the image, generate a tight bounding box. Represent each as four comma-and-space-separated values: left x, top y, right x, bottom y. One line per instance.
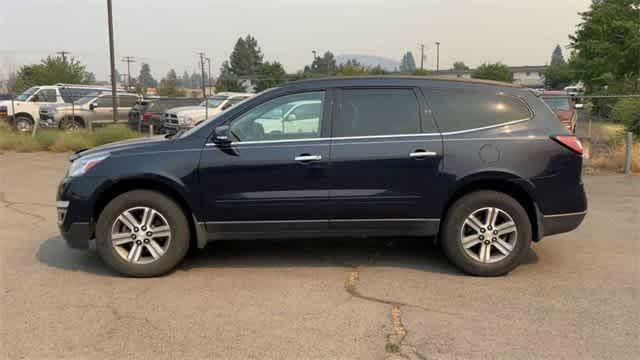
230, 92, 325, 142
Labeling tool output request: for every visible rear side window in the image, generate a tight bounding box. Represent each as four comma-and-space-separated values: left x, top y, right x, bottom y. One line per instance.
425, 89, 531, 133
334, 88, 421, 137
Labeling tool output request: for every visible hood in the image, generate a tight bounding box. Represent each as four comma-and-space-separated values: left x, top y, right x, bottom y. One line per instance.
167, 105, 204, 115
72, 135, 168, 160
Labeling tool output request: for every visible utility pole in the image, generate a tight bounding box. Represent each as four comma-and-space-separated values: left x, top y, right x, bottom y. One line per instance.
121, 56, 136, 90
107, 0, 118, 122
206, 57, 212, 96
435, 42, 440, 73
198, 52, 207, 98
419, 43, 425, 70
56, 51, 70, 63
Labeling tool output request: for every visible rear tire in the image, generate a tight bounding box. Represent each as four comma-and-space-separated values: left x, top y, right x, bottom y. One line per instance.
95, 190, 190, 277
61, 117, 84, 132
440, 191, 531, 276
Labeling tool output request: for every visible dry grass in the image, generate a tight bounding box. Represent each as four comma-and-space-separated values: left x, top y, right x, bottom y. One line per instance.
0, 125, 142, 153
586, 141, 640, 173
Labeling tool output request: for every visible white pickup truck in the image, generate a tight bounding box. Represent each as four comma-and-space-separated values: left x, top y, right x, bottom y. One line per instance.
0, 84, 112, 132
163, 92, 253, 132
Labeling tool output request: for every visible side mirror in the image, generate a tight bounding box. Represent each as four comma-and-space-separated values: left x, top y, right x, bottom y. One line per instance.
213, 125, 232, 144
285, 113, 297, 122
89, 102, 98, 110
574, 103, 584, 110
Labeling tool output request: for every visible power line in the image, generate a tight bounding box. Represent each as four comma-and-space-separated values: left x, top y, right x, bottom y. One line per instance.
56, 51, 70, 62
121, 56, 136, 89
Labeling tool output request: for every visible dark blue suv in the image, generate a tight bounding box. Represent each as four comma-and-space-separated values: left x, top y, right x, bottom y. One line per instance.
57, 77, 587, 277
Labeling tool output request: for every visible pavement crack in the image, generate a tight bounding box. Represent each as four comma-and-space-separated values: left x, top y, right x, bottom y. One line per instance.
0, 191, 49, 221
385, 305, 427, 360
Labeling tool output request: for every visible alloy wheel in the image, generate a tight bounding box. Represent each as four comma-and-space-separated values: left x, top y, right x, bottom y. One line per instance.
110, 206, 172, 265
460, 207, 518, 264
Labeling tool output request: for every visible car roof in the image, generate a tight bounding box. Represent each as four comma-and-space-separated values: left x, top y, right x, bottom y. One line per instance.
287, 76, 525, 89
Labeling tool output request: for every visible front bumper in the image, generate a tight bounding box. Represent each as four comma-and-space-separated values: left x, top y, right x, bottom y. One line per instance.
57, 200, 93, 249
57, 176, 106, 249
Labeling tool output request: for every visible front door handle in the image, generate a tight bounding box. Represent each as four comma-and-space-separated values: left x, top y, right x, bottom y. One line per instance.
409, 150, 438, 158
294, 154, 322, 162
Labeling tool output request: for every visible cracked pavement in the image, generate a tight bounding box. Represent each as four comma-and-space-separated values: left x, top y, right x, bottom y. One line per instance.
1, 152, 639, 359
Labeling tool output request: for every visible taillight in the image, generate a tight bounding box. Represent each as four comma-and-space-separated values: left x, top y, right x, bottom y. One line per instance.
552, 135, 583, 155
142, 112, 153, 121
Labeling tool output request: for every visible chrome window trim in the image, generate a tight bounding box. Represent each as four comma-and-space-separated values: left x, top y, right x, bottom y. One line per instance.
204, 117, 531, 147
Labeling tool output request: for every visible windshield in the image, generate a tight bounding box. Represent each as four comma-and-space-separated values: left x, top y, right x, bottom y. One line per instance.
542, 97, 571, 111
15, 87, 39, 101
199, 97, 227, 108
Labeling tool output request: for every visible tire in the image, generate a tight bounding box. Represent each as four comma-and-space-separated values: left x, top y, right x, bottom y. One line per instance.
14, 116, 33, 133
95, 190, 190, 277
440, 191, 531, 276
60, 117, 84, 132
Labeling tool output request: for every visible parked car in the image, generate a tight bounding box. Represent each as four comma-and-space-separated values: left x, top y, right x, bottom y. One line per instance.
128, 97, 201, 133
0, 84, 113, 132
541, 90, 583, 132
163, 92, 253, 132
57, 77, 587, 277
39, 92, 140, 130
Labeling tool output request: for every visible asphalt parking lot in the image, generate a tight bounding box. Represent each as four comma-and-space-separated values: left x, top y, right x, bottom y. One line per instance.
1, 151, 638, 360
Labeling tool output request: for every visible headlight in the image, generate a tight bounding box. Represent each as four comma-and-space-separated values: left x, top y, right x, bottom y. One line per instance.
68, 153, 110, 177
179, 115, 192, 125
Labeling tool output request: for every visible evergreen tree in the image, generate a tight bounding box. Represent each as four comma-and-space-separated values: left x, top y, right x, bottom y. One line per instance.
399, 52, 417, 73
551, 45, 565, 65
137, 63, 157, 91
229, 34, 264, 76
254, 61, 287, 92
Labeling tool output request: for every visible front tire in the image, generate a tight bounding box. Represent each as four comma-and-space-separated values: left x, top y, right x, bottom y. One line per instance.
14, 116, 33, 133
95, 190, 190, 277
441, 191, 531, 276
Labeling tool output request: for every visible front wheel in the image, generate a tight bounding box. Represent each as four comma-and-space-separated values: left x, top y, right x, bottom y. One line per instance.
14, 116, 33, 133
95, 190, 190, 277
440, 191, 531, 276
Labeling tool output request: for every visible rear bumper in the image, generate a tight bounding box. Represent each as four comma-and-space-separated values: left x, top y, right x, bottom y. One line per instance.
540, 211, 586, 238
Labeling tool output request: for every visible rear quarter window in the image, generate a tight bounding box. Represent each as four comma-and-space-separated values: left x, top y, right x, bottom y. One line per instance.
424, 89, 531, 133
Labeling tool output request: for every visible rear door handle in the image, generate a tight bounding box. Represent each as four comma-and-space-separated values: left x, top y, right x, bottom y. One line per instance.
294, 154, 322, 162
409, 150, 438, 158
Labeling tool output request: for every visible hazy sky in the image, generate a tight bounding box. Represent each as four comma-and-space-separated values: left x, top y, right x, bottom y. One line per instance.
0, 0, 592, 82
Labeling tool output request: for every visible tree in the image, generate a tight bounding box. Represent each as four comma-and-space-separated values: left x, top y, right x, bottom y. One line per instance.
542, 62, 574, 89
84, 72, 97, 84
471, 63, 514, 83
189, 72, 203, 89
137, 63, 157, 91
11, 56, 93, 93
158, 69, 185, 97
307, 51, 337, 75
229, 35, 264, 76
399, 52, 417, 73
254, 61, 287, 92
452, 61, 470, 71
214, 61, 246, 92
179, 71, 190, 88
551, 45, 565, 65
569, 0, 640, 91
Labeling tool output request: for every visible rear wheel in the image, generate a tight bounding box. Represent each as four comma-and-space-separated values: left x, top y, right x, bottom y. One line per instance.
95, 190, 190, 277
441, 191, 531, 276
61, 117, 84, 132
14, 116, 33, 133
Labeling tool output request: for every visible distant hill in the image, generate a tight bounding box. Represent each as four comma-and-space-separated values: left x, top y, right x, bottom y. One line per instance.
335, 54, 400, 71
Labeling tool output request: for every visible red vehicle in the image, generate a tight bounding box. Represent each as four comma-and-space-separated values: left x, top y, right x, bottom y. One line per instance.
541, 90, 583, 133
